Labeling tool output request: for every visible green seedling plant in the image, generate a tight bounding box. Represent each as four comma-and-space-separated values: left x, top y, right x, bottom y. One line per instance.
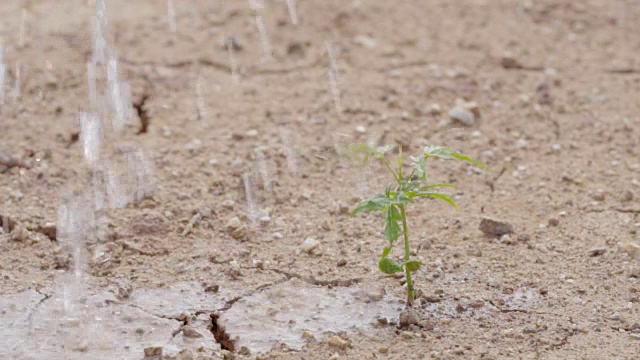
347, 143, 483, 306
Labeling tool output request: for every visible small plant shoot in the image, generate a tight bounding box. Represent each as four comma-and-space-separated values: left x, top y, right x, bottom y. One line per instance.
346, 143, 483, 306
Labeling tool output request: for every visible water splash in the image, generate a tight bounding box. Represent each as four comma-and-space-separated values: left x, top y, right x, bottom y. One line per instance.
57, 192, 99, 356
220, 279, 400, 354
106, 55, 132, 131
92, 0, 109, 65
79, 112, 102, 167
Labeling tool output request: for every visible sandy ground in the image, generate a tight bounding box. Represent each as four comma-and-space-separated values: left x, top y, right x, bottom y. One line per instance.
1, 0, 640, 359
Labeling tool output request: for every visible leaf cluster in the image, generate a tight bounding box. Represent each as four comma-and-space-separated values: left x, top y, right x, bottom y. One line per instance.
349, 144, 483, 275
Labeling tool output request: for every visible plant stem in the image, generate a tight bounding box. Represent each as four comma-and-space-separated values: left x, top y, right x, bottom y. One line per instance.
399, 205, 414, 306
380, 157, 401, 184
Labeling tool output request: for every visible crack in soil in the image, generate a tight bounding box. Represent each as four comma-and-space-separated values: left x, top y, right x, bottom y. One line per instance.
547, 328, 581, 351
253, 266, 361, 288
26, 288, 52, 325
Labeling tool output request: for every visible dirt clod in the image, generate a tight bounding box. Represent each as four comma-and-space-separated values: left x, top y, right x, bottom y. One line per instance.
479, 217, 514, 237
399, 309, 420, 328
327, 335, 349, 350
143, 346, 163, 357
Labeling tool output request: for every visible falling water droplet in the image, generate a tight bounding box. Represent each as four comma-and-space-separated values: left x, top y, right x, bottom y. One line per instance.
255, 150, 272, 194
0, 48, 5, 105
18, 8, 27, 49
195, 76, 207, 120
286, 0, 298, 25
255, 15, 272, 59
87, 61, 97, 109
243, 173, 258, 220
280, 127, 298, 176
226, 37, 240, 83
12, 61, 21, 100
79, 112, 102, 167
325, 42, 342, 114
167, 0, 177, 33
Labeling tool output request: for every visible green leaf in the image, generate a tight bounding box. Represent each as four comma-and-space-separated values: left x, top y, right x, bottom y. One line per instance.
350, 194, 388, 216
383, 205, 402, 242
410, 155, 426, 181
387, 205, 402, 222
404, 260, 422, 272
384, 216, 400, 242
379, 256, 403, 274
381, 246, 392, 258
422, 183, 456, 189
418, 191, 458, 209
376, 144, 394, 158
423, 145, 485, 169
397, 145, 404, 179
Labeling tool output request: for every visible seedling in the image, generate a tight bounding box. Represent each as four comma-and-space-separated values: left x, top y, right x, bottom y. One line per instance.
346, 143, 483, 306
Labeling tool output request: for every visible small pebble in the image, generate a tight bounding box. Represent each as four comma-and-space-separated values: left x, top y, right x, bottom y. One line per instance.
592, 190, 606, 201
299, 237, 320, 253
182, 325, 203, 338
622, 190, 634, 202
355, 125, 366, 134
327, 335, 349, 350
449, 106, 475, 126
10, 225, 28, 242
539, 287, 548, 295
621, 242, 640, 260
589, 248, 606, 257
226, 217, 242, 229
517, 233, 531, 242
258, 216, 271, 224
501, 53, 522, 69
548, 218, 559, 227
428, 103, 442, 115
144, 346, 163, 357
500, 234, 515, 245
401, 331, 414, 339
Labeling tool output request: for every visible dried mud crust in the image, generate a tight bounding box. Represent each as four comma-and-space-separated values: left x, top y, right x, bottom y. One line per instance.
1, 0, 640, 359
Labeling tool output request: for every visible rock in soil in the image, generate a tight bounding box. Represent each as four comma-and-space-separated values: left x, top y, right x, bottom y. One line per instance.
399, 309, 420, 328
449, 106, 475, 126
621, 242, 640, 260
479, 217, 514, 237
327, 335, 349, 350
299, 237, 320, 253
